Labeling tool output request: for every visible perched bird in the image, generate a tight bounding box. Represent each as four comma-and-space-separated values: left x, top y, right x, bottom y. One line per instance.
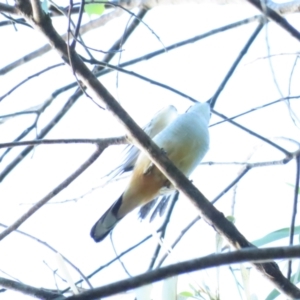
91, 102, 211, 242
103, 105, 178, 220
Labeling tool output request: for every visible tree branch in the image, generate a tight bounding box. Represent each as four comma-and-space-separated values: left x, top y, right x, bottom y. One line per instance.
0, 3, 18, 14
0, 137, 126, 149
268, 0, 300, 14
0, 276, 61, 299
0, 222, 92, 289
0, 146, 105, 241
246, 0, 300, 41
30, 0, 44, 24
61, 245, 300, 300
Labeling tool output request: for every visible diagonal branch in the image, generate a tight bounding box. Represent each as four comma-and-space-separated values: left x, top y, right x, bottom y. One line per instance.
0, 3, 147, 183
210, 21, 264, 108
287, 155, 300, 279
0, 145, 105, 241
212, 109, 291, 156
0, 276, 61, 299
0, 3, 18, 14
0, 89, 83, 182
246, 0, 300, 41
0, 223, 92, 289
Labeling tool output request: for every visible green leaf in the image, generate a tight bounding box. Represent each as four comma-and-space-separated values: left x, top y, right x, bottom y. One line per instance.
226, 215, 235, 223
286, 183, 300, 194
265, 288, 280, 300
252, 226, 300, 247
179, 291, 194, 297
41, 0, 48, 13
85, 3, 105, 16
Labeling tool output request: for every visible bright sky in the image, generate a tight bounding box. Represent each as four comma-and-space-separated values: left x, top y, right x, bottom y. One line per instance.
0, 1, 300, 299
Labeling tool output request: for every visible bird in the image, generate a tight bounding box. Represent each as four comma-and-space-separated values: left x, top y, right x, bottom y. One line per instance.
102, 105, 178, 220
91, 102, 211, 242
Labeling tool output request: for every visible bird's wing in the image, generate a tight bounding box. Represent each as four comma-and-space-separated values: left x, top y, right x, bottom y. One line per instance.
103, 105, 178, 182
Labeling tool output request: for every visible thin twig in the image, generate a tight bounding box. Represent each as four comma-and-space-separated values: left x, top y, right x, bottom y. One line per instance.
0, 276, 61, 299
110, 234, 132, 277
212, 109, 291, 156
156, 168, 250, 268
0, 90, 82, 181
95, 7, 148, 73
147, 192, 179, 271
95, 15, 262, 78
156, 216, 200, 268
0, 146, 105, 241
210, 95, 300, 127
156, 148, 299, 267
0, 223, 93, 289
0, 137, 126, 149
210, 21, 264, 108
62, 220, 175, 294
0, 63, 64, 102
287, 155, 300, 279
0, 2, 144, 181
246, 0, 300, 42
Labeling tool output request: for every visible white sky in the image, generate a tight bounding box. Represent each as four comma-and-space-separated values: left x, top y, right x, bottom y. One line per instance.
0, 1, 300, 299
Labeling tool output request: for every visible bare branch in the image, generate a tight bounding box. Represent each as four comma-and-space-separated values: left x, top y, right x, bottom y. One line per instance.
63, 219, 183, 293
156, 216, 200, 268
0, 223, 92, 289
142, 0, 300, 14
0, 3, 18, 14
210, 95, 300, 127
267, 0, 300, 14
212, 109, 291, 156
156, 168, 250, 267
287, 155, 300, 279
0, 63, 64, 102
61, 245, 300, 300
147, 192, 179, 270
0, 276, 61, 299
246, 0, 300, 41
0, 1, 143, 75
94, 7, 149, 72
0, 146, 105, 241
30, 0, 44, 24
0, 2, 144, 181
0, 90, 81, 181
210, 21, 264, 108
95, 15, 262, 78
110, 235, 132, 277
0, 137, 126, 149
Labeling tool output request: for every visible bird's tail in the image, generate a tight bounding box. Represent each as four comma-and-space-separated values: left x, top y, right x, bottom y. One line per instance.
90, 195, 123, 242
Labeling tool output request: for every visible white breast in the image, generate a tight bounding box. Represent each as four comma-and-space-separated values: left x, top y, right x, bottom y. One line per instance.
153, 102, 210, 177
